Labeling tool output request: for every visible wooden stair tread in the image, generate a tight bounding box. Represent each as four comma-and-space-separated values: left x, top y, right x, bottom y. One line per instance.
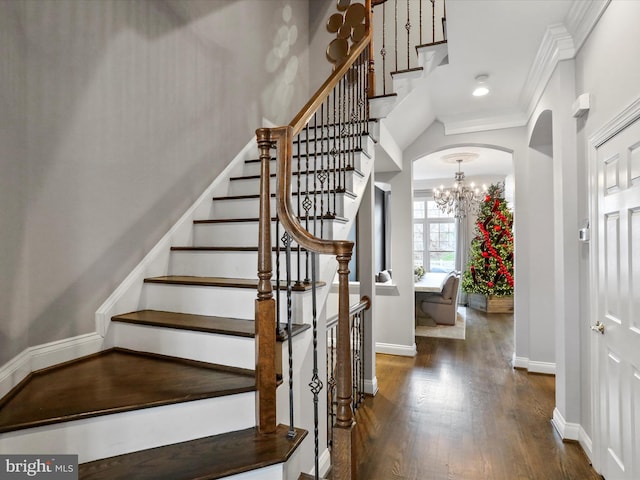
170, 246, 309, 252
391, 66, 424, 76
78, 424, 307, 480
112, 310, 310, 340
193, 215, 348, 224
144, 276, 324, 291
211, 189, 354, 201
0, 349, 255, 434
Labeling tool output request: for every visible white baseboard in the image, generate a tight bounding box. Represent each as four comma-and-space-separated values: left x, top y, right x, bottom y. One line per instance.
0, 333, 104, 399
552, 407, 581, 441
318, 448, 332, 478
375, 342, 417, 357
364, 377, 378, 396
513, 354, 556, 375
579, 426, 594, 463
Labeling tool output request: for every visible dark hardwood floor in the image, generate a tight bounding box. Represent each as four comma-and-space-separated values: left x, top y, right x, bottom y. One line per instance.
354, 308, 602, 480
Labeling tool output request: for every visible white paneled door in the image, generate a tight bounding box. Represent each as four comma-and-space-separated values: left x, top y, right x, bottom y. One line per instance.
594, 114, 640, 480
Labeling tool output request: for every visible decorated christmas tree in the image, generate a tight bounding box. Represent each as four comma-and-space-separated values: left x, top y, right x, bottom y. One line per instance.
462, 183, 514, 296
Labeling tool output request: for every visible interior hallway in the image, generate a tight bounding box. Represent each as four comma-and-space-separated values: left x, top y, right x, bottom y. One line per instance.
354, 308, 602, 479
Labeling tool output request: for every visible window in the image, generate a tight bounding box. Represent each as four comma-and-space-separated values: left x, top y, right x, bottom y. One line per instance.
413, 194, 456, 273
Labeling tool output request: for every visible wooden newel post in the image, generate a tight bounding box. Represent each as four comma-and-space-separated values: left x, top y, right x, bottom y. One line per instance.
366, 0, 375, 98
333, 250, 357, 480
255, 128, 277, 434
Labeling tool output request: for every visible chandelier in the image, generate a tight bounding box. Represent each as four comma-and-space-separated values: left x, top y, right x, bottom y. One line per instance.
433, 158, 486, 219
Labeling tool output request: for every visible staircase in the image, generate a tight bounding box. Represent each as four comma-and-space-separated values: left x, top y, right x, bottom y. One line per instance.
0, 123, 373, 478
0, 2, 389, 477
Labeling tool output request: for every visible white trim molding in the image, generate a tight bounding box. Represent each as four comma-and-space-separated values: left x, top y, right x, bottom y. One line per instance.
513, 355, 556, 375
579, 426, 594, 463
521, 23, 576, 124
443, 1, 610, 136
552, 407, 581, 441
0, 333, 103, 400
565, 0, 611, 54
364, 377, 379, 396
589, 96, 640, 148
376, 342, 417, 357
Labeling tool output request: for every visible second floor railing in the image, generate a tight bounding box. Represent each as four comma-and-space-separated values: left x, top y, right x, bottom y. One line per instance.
372, 0, 447, 96
326, 297, 371, 451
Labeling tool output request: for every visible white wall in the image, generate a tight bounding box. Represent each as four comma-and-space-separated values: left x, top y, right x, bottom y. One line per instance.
573, 0, 640, 446
0, 0, 311, 365
526, 60, 580, 430
375, 164, 418, 356
370, 122, 527, 355
0, 2, 28, 357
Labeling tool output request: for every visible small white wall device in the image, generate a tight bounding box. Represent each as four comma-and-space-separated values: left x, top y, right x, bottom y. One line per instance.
572, 93, 591, 118
579, 219, 590, 242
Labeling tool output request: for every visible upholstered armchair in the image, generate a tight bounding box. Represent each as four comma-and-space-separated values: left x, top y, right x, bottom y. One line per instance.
420, 271, 461, 325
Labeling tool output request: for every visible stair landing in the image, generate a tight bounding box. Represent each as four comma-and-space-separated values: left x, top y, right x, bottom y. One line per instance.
0, 348, 255, 433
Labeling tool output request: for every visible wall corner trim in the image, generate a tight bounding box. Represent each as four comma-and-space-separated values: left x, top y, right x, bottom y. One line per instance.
513, 355, 556, 375
0, 333, 104, 400
364, 377, 379, 396
375, 342, 417, 357
552, 407, 581, 441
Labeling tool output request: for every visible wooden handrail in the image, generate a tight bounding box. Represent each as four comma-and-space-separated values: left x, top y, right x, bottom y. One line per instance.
255, 3, 373, 478
326, 296, 372, 328
289, 26, 373, 139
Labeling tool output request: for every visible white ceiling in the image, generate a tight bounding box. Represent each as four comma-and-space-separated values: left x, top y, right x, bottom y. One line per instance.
386, 0, 576, 181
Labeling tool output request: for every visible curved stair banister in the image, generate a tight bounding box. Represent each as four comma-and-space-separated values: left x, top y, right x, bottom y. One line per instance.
255, 3, 373, 478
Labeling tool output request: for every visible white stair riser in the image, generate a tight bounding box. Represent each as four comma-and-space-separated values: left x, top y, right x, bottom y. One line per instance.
106, 322, 255, 370
169, 250, 315, 279
225, 464, 283, 480
140, 284, 301, 321
228, 171, 359, 197
141, 283, 314, 322
211, 195, 349, 221
0, 393, 254, 463
192, 221, 336, 247
142, 283, 256, 318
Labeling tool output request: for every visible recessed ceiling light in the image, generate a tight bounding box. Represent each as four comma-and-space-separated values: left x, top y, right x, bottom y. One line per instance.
472, 74, 490, 97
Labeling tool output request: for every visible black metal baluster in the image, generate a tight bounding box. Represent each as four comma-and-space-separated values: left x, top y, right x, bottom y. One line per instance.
406, 0, 411, 70
331, 87, 338, 217
381, 1, 387, 95
284, 231, 295, 438
295, 134, 303, 287
308, 253, 323, 480
395, 0, 398, 73
420, 0, 423, 45
303, 123, 311, 284
275, 218, 282, 337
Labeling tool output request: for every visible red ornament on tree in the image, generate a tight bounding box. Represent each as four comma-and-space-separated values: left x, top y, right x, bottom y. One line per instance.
494, 225, 501, 231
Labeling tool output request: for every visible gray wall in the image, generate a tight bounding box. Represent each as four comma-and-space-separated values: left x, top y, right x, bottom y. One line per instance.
574, 0, 640, 444
0, 0, 310, 365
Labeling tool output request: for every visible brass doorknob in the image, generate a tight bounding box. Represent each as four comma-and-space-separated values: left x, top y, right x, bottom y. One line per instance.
591, 321, 605, 334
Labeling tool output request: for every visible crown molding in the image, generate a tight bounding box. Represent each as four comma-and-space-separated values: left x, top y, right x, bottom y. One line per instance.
521, 23, 575, 122
440, 0, 610, 137
441, 111, 528, 136
565, 0, 611, 53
